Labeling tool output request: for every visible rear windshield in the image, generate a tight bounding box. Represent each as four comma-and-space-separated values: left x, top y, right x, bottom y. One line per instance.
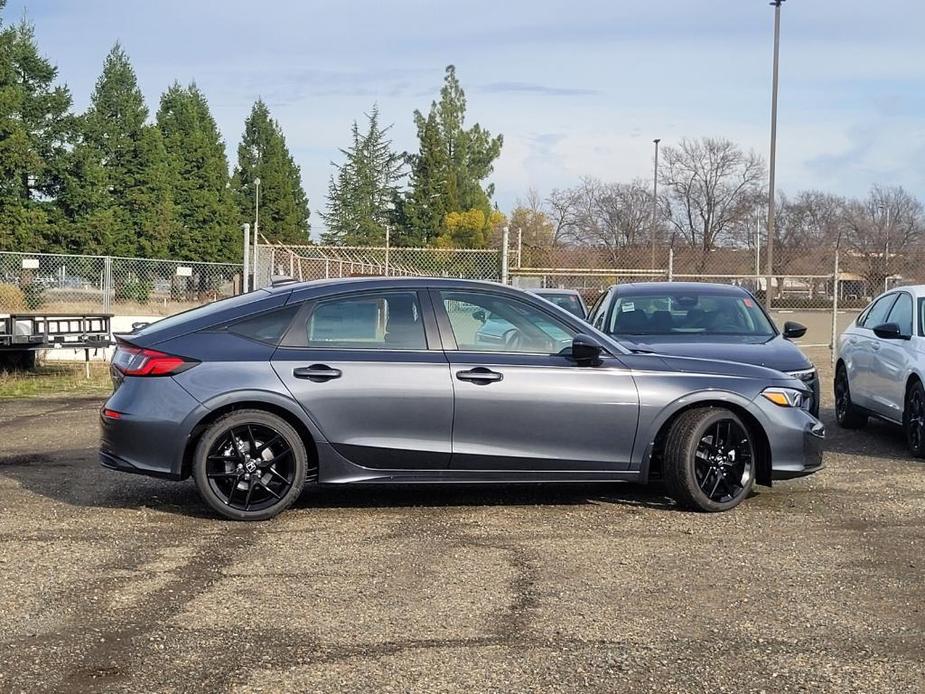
129, 291, 269, 335
608, 291, 775, 337
539, 293, 584, 317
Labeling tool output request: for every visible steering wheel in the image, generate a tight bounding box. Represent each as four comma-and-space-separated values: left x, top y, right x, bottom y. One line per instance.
504, 328, 525, 351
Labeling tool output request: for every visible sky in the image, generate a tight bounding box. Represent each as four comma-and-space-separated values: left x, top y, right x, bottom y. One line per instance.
8, 0, 925, 234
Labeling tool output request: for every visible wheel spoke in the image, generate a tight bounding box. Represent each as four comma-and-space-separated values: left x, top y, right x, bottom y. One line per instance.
244, 477, 255, 511
258, 448, 292, 468
225, 475, 241, 504
255, 434, 282, 455
267, 467, 290, 485
257, 478, 282, 500
207, 471, 239, 479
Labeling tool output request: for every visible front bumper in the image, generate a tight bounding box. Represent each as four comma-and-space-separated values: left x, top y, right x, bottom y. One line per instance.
754, 394, 826, 481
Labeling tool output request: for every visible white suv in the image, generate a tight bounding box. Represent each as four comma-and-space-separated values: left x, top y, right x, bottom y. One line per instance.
835, 287, 925, 456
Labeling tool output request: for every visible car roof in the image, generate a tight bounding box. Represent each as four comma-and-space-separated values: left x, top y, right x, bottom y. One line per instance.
530, 288, 581, 296
610, 282, 751, 296
265, 275, 509, 295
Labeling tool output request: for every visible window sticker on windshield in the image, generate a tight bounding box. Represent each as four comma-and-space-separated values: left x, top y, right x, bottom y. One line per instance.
623, 301, 635, 312
742, 298, 754, 308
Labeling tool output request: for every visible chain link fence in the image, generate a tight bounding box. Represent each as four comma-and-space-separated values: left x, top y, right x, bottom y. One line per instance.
0, 251, 242, 316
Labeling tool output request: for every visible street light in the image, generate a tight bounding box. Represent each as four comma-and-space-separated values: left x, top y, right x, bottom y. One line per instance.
766, 0, 785, 310
880, 203, 892, 291
651, 138, 661, 272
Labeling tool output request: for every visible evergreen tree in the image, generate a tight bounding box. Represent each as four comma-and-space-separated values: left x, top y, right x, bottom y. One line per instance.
0, 7, 74, 251
401, 65, 502, 248
156, 82, 238, 262
322, 104, 404, 245
59, 43, 176, 257
231, 99, 310, 245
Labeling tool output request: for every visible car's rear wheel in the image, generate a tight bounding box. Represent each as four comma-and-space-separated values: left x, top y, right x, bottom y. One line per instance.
193, 410, 308, 521
663, 408, 756, 512
834, 364, 867, 429
903, 380, 925, 458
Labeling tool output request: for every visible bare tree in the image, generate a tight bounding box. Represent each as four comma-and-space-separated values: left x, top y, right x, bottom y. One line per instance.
843, 185, 924, 291
659, 137, 766, 253
773, 190, 846, 270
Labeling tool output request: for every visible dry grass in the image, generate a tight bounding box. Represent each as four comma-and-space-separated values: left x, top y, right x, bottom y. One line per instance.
0, 362, 112, 399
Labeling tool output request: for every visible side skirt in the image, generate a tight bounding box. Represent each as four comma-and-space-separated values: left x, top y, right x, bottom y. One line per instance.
315, 442, 644, 485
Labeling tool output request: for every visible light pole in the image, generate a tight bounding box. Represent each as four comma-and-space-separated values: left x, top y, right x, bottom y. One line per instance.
765, 0, 785, 310
651, 138, 661, 273
880, 203, 891, 291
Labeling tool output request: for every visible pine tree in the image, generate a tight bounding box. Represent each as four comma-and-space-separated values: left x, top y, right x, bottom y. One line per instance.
157, 83, 238, 262
401, 65, 502, 248
231, 99, 310, 245
59, 43, 176, 257
322, 105, 404, 245
0, 9, 74, 251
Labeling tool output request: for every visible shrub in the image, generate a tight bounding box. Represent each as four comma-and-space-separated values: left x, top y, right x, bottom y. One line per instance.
20, 282, 45, 310
0, 283, 26, 311
116, 279, 151, 304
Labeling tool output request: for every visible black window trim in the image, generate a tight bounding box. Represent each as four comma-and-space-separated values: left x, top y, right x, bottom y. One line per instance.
278, 288, 440, 352
885, 290, 914, 337
858, 292, 899, 330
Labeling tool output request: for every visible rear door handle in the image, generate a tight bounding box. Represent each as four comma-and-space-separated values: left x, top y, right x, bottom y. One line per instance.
293, 364, 342, 382
456, 367, 503, 384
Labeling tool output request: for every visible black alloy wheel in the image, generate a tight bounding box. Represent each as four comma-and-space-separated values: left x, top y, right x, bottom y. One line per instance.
193, 410, 309, 521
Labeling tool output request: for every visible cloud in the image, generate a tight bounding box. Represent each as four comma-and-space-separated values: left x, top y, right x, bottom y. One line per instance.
477, 81, 599, 97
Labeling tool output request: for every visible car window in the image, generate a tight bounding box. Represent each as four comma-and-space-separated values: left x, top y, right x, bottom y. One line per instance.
297, 291, 427, 350
540, 293, 585, 318
859, 294, 897, 329
588, 291, 608, 328
606, 291, 774, 337
886, 292, 913, 337
225, 304, 300, 344
440, 290, 575, 354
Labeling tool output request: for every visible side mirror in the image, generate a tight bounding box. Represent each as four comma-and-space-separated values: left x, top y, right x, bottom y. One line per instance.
873, 322, 907, 340
472, 310, 486, 323
782, 321, 806, 339
571, 333, 604, 365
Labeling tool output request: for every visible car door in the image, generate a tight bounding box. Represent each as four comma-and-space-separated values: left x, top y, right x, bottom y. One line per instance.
867, 291, 914, 420
433, 288, 639, 471
272, 289, 453, 469
847, 293, 898, 409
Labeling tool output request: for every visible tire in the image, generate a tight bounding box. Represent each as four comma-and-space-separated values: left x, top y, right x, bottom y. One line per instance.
903, 380, 925, 459
663, 407, 756, 513
193, 409, 308, 521
834, 364, 867, 430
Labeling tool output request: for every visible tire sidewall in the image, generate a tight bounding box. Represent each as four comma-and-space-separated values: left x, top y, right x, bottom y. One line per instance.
679, 409, 756, 513
835, 365, 851, 426
193, 410, 308, 521
904, 381, 925, 458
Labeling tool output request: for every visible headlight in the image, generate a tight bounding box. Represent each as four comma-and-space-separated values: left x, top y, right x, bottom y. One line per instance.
786, 368, 817, 384
761, 387, 806, 408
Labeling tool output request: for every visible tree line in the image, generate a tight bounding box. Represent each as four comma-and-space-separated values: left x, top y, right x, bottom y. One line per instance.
0, 4, 505, 261
511, 136, 924, 277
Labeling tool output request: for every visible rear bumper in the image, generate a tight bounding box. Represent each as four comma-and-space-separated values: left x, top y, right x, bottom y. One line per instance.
99, 450, 182, 480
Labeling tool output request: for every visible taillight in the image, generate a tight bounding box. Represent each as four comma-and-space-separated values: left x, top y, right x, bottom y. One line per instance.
112, 344, 197, 377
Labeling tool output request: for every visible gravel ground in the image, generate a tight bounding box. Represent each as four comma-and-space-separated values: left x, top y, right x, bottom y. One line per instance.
0, 348, 922, 693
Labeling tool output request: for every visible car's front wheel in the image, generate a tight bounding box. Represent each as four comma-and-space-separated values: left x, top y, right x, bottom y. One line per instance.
834, 364, 867, 429
663, 407, 756, 512
193, 409, 309, 521
903, 380, 925, 458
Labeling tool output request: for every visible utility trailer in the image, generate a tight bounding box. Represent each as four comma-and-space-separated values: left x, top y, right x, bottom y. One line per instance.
0, 312, 112, 372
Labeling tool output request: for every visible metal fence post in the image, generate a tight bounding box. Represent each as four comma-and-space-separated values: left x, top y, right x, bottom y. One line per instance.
831, 249, 840, 366
667, 248, 674, 282
242, 224, 250, 293
103, 256, 112, 313
501, 225, 510, 285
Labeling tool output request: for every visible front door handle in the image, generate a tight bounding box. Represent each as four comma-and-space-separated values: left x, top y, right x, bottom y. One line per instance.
293, 364, 342, 382
456, 367, 503, 384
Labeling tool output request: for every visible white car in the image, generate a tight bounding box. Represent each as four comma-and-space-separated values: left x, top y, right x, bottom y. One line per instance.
835, 286, 925, 456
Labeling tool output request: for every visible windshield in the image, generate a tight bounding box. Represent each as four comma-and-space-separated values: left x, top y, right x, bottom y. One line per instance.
539, 293, 585, 317
607, 291, 775, 337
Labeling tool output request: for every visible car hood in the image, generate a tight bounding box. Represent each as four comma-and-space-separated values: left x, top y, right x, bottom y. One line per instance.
619, 334, 812, 372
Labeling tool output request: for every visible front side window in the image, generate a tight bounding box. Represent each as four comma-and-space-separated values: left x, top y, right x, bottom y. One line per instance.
298, 291, 427, 350
859, 294, 897, 329
886, 292, 913, 337
606, 291, 775, 337
542, 293, 585, 318
441, 291, 575, 354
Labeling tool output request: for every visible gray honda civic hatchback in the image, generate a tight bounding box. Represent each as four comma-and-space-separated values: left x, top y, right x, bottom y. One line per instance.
100, 277, 824, 521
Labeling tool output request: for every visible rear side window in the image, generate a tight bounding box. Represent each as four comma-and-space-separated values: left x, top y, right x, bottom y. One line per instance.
886, 293, 913, 337
297, 291, 427, 350
225, 305, 300, 344
859, 294, 897, 329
